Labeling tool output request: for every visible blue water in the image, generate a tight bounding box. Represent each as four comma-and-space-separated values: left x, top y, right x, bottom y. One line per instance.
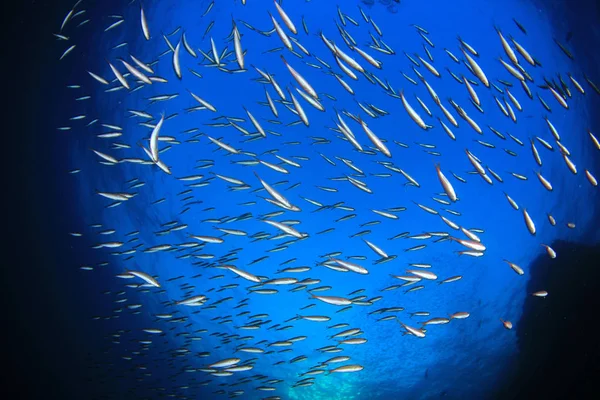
40, 0, 600, 399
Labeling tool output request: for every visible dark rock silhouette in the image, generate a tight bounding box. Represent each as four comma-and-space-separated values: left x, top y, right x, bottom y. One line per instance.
496, 240, 600, 399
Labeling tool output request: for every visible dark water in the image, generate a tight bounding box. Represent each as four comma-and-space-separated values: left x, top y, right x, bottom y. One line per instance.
6, 0, 600, 399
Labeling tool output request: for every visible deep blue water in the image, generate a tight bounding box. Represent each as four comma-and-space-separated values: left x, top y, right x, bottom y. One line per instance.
7, 0, 600, 399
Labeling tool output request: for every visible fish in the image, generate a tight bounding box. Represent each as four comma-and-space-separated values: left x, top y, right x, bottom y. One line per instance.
400, 90, 431, 130
535, 171, 553, 191
407, 270, 437, 280
448, 237, 486, 252
449, 312, 470, 320
233, 25, 244, 70
462, 48, 489, 87
358, 118, 391, 157
504, 259, 524, 276
225, 265, 261, 283
500, 319, 513, 330
422, 317, 450, 326
312, 295, 352, 306
274, 1, 297, 35
208, 358, 241, 368
104, 19, 124, 32
435, 164, 457, 202
513, 19, 527, 34
504, 192, 519, 210
494, 26, 518, 65
281, 55, 317, 100
59, 45, 76, 60
51, 7, 599, 396
554, 38, 573, 59
172, 41, 182, 79
329, 364, 364, 373
586, 170, 598, 186
532, 291, 549, 297
269, 12, 292, 51
127, 271, 160, 287
523, 209, 536, 235
108, 62, 130, 90
439, 276, 462, 285
140, 6, 150, 40
398, 321, 426, 338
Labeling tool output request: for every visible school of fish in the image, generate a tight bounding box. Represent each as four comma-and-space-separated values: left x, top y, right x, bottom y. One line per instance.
55, 0, 599, 399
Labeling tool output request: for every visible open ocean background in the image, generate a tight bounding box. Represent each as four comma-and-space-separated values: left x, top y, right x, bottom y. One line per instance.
6, 0, 600, 399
